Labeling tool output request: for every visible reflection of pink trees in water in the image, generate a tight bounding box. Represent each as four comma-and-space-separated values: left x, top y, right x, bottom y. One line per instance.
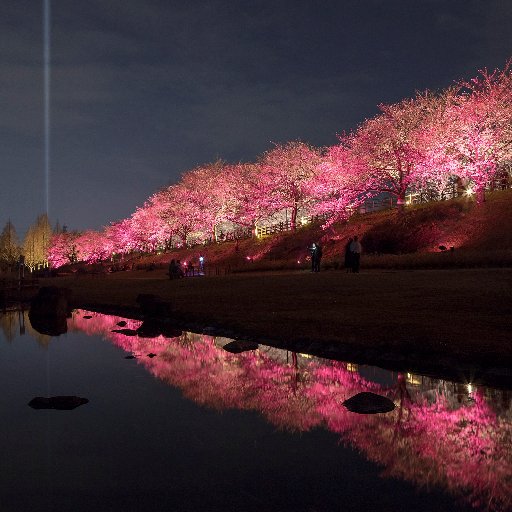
69, 310, 143, 346
311, 369, 512, 511
402, 391, 512, 511
67, 311, 512, 511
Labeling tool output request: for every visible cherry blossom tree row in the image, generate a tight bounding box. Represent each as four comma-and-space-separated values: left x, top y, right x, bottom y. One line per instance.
48, 62, 512, 267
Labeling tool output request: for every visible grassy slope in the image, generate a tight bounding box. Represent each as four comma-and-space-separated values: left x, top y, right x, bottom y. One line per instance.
129, 189, 512, 273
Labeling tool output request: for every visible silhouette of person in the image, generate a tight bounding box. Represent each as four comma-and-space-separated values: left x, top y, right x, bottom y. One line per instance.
175, 260, 184, 278
349, 236, 362, 273
344, 237, 353, 273
168, 259, 178, 279
314, 242, 322, 272
309, 243, 317, 272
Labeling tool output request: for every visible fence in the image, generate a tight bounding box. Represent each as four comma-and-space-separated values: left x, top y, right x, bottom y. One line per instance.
214, 227, 253, 243
357, 196, 397, 214
255, 220, 292, 238
254, 214, 331, 238
358, 177, 512, 214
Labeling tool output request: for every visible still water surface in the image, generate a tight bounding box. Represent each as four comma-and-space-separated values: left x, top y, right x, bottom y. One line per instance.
1, 310, 510, 512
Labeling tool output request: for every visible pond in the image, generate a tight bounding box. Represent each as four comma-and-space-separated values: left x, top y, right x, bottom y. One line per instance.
0, 309, 510, 512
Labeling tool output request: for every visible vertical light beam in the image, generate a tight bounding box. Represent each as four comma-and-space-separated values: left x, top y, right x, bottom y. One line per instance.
43, 0, 52, 401
43, 0, 50, 216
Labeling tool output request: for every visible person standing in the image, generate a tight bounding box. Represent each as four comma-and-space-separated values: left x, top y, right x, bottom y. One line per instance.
344, 237, 353, 273
168, 259, 177, 279
349, 236, 362, 273
309, 243, 317, 272
314, 242, 323, 272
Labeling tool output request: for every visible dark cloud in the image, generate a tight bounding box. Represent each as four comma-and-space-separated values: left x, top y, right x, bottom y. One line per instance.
1, 0, 512, 234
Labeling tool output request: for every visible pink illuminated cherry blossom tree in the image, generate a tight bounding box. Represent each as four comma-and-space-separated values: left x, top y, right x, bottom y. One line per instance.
179, 161, 227, 240
129, 199, 173, 252
47, 231, 80, 267
73, 229, 112, 263
217, 162, 272, 231
104, 219, 137, 255
259, 141, 323, 229
344, 90, 456, 213
308, 142, 370, 226
153, 183, 207, 246
444, 63, 512, 203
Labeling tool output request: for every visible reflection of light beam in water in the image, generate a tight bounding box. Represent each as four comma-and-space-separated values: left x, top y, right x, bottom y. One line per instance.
43, 0, 50, 216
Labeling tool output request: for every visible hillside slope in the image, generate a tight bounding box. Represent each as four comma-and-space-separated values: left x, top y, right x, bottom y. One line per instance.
115, 189, 512, 272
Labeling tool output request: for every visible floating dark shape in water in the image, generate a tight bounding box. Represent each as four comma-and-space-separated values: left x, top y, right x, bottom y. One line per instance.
83, 315, 92, 319
28, 396, 89, 410
136, 321, 162, 338
343, 392, 395, 414
29, 286, 72, 336
111, 328, 138, 336
223, 341, 259, 354
147, 353, 157, 358
117, 321, 127, 327
160, 326, 183, 338
136, 319, 182, 339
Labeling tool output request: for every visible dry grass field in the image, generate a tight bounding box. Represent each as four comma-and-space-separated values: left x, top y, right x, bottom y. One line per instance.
47, 267, 512, 378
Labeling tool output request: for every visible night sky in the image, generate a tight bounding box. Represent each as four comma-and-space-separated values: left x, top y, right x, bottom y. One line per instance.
2, 0, 512, 235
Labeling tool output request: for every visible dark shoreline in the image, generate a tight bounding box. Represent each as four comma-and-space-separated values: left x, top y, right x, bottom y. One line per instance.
73, 301, 512, 390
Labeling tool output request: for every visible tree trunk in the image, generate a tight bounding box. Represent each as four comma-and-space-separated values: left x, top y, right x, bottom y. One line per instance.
290, 206, 297, 231
396, 192, 406, 215
476, 185, 486, 204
